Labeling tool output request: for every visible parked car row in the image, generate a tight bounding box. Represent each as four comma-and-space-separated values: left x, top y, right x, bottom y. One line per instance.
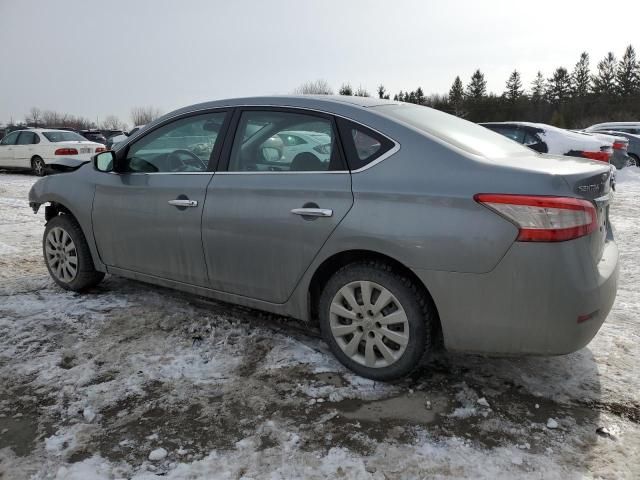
480, 121, 637, 169
0, 128, 106, 176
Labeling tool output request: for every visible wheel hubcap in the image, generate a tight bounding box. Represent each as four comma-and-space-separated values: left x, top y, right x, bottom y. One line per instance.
329, 280, 409, 368
45, 227, 78, 283
34, 159, 44, 174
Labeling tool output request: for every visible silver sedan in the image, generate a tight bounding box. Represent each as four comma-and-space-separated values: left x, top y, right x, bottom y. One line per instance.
28, 96, 619, 380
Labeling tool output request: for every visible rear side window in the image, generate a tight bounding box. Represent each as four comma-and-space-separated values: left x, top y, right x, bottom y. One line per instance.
523, 131, 541, 146
490, 127, 524, 144
228, 110, 344, 172
17, 132, 38, 145
337, 118, 395, 170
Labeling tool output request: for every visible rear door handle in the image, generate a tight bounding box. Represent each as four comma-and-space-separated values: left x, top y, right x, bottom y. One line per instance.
291, 208, 333, 217
168, 199, 198, 207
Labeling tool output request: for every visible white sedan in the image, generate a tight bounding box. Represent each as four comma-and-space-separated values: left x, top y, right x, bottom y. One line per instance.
0, 129, 105, 176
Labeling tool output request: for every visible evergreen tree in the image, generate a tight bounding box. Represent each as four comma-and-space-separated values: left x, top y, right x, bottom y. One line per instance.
466, 69, 487, 99
531, 71, 545, 102
615, 45, 640, 96
338, 83, 353, 96
545, 67, 572, 103
414, 87, 425, 105
592, 52, 617, 95
571, 52, 591, 97
503, 70, 524, 102
449, 76, 464, 105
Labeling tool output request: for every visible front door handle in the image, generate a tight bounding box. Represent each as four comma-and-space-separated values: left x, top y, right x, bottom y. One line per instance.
291, 208, 333, 217
168, 199, 198, 207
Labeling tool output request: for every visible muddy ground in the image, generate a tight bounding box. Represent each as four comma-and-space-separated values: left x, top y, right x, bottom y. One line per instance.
0, 171, 639, 479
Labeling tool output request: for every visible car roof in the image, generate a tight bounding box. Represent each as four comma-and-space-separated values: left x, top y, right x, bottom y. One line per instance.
164, 95, 398, 118
588, 122, 640, 128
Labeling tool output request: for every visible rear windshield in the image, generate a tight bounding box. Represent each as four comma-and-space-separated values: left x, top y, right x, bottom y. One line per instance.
373, 104, 532, 158
43, 131, 86, 142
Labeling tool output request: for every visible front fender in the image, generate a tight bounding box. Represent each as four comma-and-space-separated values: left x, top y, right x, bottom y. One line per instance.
28, 166, 106, 272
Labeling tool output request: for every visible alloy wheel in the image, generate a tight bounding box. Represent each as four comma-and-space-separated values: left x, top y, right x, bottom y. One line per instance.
329, 280, 409, 368
33, 158, 45, 176
45, 227, 78, 283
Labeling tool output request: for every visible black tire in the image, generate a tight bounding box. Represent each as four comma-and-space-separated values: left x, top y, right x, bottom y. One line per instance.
318, 261, 433, 381
31, 156, 46, 177
629, 154, 640, 168
43, 215, 105, 291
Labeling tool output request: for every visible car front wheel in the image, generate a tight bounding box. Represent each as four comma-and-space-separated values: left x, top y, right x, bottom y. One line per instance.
319, 261, 433, 381
43, 215, 105, 291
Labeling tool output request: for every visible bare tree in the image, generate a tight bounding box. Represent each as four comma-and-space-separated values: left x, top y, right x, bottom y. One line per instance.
39, 110, 94, 129
130, 106, 163, 126
26, 107, 42, 127
292, 79, 333, 95
101, 115, 127, 130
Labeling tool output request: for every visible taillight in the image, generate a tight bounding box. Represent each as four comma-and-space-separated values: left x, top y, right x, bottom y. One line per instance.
474, 194, 597, 242
612, 141, 627, 151
581, 150, 611, 162
54, 148, 79, 155
95, 147, 106, 153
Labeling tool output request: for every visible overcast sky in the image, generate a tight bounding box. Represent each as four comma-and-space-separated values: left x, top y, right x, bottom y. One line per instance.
1, 0, 638, 127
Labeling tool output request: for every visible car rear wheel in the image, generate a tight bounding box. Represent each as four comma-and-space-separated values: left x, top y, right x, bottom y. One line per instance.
31, 156, 46, 176
43, 215, 105, 291
628, 154, 640, 168
319, 261, 433, 381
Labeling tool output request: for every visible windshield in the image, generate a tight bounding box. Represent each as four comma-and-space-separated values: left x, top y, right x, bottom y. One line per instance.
373, 104, 533, 158
43, 131, 86, 142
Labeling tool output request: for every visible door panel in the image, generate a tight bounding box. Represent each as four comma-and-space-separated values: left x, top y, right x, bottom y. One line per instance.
0, 131, 19, 167
91, 110, 229, 286
202, 173, 352, 302
16, 131, 36, 167
202, 107, 352, 303
92, 173, 212, 285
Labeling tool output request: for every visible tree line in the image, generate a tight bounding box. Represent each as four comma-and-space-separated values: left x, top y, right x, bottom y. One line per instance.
4, 106, 164, 133
295, 44, 640, 129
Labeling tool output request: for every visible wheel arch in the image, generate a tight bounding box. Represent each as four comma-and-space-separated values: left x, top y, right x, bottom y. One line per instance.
34, 197, 107, 273
307, 249, 443, 346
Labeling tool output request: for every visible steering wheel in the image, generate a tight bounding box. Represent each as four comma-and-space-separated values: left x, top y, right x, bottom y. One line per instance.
167, 149, 207, 172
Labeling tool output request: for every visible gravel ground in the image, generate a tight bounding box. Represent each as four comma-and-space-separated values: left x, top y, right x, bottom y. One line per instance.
0, 169, 639, 479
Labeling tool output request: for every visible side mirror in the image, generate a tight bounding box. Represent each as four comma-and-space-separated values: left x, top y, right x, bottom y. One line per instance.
94, 151, 115, 172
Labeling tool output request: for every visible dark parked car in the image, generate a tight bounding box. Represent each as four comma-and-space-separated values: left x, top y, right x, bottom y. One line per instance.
80, 130, 107, 145
29, 96, 618, 380
589, 131, 640, 167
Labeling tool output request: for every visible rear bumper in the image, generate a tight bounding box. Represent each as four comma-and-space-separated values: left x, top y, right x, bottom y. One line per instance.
414, 235, 619, 355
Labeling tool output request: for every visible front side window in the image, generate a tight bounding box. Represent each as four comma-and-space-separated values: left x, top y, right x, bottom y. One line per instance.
124, 112, 226, 173
228, 111, 340, 172
1, 131, 20, 145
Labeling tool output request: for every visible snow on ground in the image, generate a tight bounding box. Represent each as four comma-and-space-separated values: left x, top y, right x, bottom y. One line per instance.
0, 169, 639, 479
